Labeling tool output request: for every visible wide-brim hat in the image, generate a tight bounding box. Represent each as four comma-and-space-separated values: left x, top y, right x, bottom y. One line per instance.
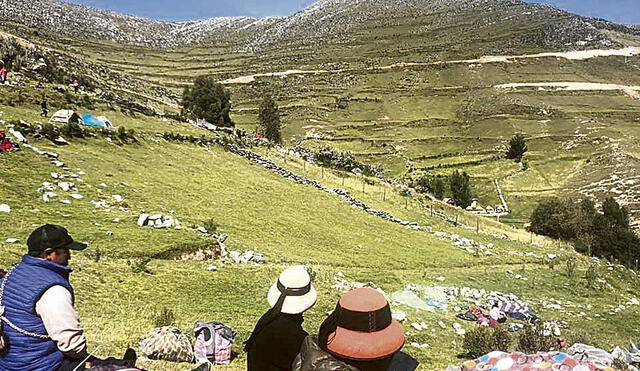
323, 287, 404, 361
267, 265, 317, 314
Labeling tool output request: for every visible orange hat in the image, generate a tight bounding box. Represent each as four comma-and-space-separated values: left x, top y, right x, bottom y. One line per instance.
319, 288, 404, 361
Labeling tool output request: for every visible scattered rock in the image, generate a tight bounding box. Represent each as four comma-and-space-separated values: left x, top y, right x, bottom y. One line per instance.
0, 204, 10, 213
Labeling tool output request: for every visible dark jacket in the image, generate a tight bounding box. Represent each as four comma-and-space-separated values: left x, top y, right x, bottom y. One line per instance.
0, 255, 74, 371
293, 336, 419, 371
292, 336, 358, 371
246, 313, 308, 371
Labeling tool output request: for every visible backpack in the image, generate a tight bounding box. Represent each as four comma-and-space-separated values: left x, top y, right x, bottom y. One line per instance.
139, 326, 194, 363
193, 321, 236, 365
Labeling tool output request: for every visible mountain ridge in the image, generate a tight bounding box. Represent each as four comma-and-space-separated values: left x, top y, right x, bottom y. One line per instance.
1, 0, 639, 53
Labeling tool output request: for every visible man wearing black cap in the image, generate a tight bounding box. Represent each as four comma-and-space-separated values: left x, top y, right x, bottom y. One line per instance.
0, 224, 88, 370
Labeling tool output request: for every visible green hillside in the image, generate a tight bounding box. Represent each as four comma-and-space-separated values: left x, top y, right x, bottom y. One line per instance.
1, 0, 640, 369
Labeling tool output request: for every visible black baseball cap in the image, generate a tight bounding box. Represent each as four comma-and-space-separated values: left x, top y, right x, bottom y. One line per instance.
27, 224, 88, 255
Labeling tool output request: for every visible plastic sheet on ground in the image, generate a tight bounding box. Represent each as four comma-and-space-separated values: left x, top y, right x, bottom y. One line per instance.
390, 290, 435, 312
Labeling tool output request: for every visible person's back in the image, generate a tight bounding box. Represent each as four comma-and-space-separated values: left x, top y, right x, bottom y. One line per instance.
245, 265, 317, 371
246, 313, 309, 371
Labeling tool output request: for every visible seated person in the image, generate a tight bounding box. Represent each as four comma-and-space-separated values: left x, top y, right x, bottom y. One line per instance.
0, 224, 136, 370
293, 287, 418, 371
245, 265, 317, 371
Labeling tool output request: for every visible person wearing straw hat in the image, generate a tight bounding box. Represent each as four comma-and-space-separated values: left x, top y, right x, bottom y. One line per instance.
293, 287, 417, 371
245, 265, 317, 371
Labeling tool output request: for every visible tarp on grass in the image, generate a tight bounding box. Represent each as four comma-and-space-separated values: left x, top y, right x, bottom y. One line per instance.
81, 114, 113, 129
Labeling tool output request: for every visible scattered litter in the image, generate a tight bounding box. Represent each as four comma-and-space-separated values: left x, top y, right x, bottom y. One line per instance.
5, 238, 19, 244
112, 195, 124, 202
70, 193, 84, 200
206, 265, 218, 271
60, 200, 71, 205
112, 218, 120, 223
105, 231, 114, 236
0, 204, 10, 213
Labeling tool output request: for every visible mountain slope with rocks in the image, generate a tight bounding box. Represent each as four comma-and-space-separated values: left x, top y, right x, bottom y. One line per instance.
1, 0, 639, 54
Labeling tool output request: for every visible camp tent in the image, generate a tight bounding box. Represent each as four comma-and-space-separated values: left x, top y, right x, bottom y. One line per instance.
81, 114, 114, 129
50, 110, 82, 124
97, 116, 114, 129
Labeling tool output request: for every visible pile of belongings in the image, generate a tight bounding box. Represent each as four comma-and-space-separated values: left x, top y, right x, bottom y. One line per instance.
455, 295, 539, 330
139, 322, 236, 366
0, 130, 19, 152
459, 350, 615, 371
568, 343, 640, 371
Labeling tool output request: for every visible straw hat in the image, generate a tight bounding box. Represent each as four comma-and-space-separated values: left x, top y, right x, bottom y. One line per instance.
267, 265, 317, 314
322, 288, 404, 361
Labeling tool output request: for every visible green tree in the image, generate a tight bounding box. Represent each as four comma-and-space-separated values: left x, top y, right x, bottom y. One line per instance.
414, 174, 446, 199
529, 197, 577, 241
182, 75, 233, 127
506, 133, 528, 162
449, 170, 472, 208
258, 95, 282, 144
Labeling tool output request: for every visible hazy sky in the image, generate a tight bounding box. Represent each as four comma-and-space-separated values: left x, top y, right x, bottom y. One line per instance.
64, 0, 640, 24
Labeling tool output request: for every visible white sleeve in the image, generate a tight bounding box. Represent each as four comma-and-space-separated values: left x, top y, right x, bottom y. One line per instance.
35, 285, 87, 358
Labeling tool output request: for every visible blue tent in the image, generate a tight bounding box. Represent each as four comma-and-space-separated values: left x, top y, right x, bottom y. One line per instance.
81, 114, 113, 129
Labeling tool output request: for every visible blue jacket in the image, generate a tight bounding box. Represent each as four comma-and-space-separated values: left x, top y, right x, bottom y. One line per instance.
0, 255, 74, 371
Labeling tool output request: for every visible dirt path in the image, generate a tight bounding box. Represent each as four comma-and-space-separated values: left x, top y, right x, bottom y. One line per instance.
495, 82, 640, 99
219, 47, 640, 85
0, 31, 35, 48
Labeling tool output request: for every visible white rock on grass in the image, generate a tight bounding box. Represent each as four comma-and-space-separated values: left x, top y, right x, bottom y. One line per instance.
410, 343, 429, 349
5, 238, 19, 244
0, 204, 10, 213
137, 214, 149, 226
42, 192, 58, 202
58, 182, 73, 192
70, 194, 84, 200
112, 195, 124, 202
206, 265, 218, 271
60, 200, 72, 205
112, 218, 120, 223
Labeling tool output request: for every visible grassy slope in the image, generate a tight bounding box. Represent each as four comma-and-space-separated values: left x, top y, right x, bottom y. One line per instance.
1, 100, 640, 370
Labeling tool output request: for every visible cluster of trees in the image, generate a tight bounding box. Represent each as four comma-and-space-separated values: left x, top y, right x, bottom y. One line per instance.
182, 76, 232, 127
410, 170, 473, 208
530, 197, 640, 266
182, 76, 283, 144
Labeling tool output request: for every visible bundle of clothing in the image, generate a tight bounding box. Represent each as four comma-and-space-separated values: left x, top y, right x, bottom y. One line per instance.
0, 131, 19, 152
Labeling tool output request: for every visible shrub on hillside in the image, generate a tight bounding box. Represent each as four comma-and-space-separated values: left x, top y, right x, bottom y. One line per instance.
154, 307, 176, 328
516, 325, 555, 353
313, 146, 382, 177
182, 75, 233, 127
463, 326, 512, 358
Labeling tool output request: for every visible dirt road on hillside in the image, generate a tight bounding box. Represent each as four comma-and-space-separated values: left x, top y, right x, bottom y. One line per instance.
219, 47, 640, 85
495, 82, 640, 99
